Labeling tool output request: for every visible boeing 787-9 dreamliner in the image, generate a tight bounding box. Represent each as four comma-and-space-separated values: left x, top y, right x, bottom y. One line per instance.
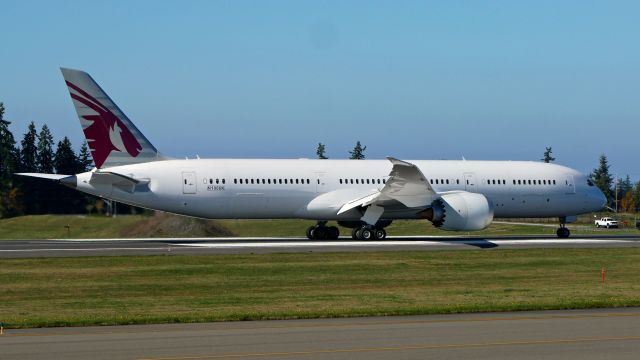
18, 68, 606, 239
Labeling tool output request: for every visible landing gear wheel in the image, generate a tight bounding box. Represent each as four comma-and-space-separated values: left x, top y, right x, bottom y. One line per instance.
306, 226, 315, 240
351, 228, 359, 240
374, 229, 386, 240
314, 226, 327, 240
360, 228, 372, 240
556, 227, 570, 238
327, 226, 340, 240
354, 228, 364, 240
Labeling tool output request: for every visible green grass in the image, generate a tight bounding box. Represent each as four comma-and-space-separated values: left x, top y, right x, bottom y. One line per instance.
1, 248, 640, 328
1, 214, 639, 239
0, 215, 147, 239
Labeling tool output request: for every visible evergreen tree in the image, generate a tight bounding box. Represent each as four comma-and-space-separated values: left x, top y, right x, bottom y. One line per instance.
0, 102, 18, 181
542, 146, 556, 163
349, 141, 367, 160
589, 154, 614, 207
54, 137, 80, 174
619, 175, 633, 196
15, 121, 39, 214
633, 181, 640, 213
316, 142, 328, 159
53, 137, 86, 214
36, 124, 55, 173
19, 121, 38, 172
0, 102, 21, 217
77, 141, 94, 172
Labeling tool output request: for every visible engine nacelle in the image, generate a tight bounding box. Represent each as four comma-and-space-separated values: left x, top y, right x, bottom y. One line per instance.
421, 192, 494, 231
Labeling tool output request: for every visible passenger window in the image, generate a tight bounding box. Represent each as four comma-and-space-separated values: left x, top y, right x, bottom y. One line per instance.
366, 179, 370, 184
234, 179, 237, 184
430, 179, 433, 184
513, 180, 516, 185
377, 179, 381, 184
446, 179, 450, 184
518, 180, 521, 185
279, 179, 282, 184
383, 179, 386, 184
456, 179, 460, 184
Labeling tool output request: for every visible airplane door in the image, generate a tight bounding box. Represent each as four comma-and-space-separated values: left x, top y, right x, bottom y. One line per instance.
464, 173, 476, 192
563, 175, 576, 194
315, 172, 328, 193
182, 172, 197, 194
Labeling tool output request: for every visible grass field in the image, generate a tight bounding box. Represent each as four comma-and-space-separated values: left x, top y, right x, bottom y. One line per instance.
1, 248, 639, 328
1, 213, 639, 239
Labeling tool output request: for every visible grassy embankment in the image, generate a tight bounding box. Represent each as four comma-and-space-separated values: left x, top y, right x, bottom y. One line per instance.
1, 213, 638, 239
1, 248, 639, 328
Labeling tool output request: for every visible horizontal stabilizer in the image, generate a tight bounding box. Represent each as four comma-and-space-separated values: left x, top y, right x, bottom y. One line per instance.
15, 173, 70, 181
90, 171, 149, 193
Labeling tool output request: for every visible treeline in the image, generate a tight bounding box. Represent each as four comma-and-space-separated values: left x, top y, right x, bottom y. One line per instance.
0, 102, 137, 218
590, 154, 640, 212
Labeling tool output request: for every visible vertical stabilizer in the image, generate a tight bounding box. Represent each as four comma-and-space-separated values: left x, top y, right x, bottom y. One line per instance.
60, 68, 163, 169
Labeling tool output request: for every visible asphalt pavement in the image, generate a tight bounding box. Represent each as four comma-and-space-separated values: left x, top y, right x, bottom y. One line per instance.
2, 308, 639, 360
1, 235, 639, 258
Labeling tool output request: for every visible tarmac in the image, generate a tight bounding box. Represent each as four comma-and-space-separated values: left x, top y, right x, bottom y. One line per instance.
1, 235, 639, 258
2, 308, 639, 359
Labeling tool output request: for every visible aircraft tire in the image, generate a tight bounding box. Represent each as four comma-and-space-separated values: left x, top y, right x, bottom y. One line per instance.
328, 226, 339, 240
556, 227, 570, 238
374, 229, 386, 240
314, 226, 327, 240
360, 228, 372, 240
306, 226, 315, 240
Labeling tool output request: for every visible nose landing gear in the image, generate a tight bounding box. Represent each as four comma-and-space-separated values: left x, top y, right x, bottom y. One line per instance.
556, 217, 571, 238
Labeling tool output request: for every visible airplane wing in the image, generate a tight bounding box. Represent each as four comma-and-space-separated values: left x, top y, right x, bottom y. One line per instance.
337, 157, 436, 224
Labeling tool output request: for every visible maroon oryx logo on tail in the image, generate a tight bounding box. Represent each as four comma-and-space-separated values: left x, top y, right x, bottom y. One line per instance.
66, 81, 142, 168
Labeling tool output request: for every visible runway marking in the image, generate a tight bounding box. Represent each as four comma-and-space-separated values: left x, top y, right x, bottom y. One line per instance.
5, 311, 640, 337
137, 335, 640, 359
176, 238, 633, 248
0, 247, 171, 253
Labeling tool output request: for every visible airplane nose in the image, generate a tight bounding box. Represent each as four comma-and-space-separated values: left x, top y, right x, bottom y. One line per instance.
593, 188, 607, 210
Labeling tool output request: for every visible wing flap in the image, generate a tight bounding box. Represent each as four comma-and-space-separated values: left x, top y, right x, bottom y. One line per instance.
334, 157, 437, 225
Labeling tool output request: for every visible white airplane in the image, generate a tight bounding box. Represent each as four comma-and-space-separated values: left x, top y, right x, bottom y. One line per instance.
18, 68, 606, 239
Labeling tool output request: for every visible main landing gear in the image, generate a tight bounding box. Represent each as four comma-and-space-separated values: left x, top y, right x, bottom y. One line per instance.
351, 226, 387, 240
556, 217, 571, 238
306, 221, 340, 240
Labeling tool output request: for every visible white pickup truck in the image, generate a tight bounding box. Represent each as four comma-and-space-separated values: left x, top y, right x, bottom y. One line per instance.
595, 217, 618, 228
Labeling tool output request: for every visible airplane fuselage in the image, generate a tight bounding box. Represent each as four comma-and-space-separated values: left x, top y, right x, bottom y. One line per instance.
73, 158, 605, 222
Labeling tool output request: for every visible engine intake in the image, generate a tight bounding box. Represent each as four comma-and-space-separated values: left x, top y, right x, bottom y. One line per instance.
421, 192, 494, 231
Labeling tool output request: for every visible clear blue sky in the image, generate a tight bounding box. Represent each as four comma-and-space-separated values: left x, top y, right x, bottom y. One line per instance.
1, 1, 639, 177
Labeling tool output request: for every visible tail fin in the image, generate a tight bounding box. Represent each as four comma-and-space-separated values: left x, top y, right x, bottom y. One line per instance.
60, 68, 164, 169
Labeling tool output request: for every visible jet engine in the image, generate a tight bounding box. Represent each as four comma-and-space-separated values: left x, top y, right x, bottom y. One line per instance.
420, 192, 494, 231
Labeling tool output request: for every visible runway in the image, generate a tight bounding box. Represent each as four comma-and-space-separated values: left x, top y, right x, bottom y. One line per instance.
2, 308, 639, 359
1, 235, 640, 257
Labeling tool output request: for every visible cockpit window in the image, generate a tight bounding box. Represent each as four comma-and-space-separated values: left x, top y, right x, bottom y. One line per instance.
587, 179, 594, 187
